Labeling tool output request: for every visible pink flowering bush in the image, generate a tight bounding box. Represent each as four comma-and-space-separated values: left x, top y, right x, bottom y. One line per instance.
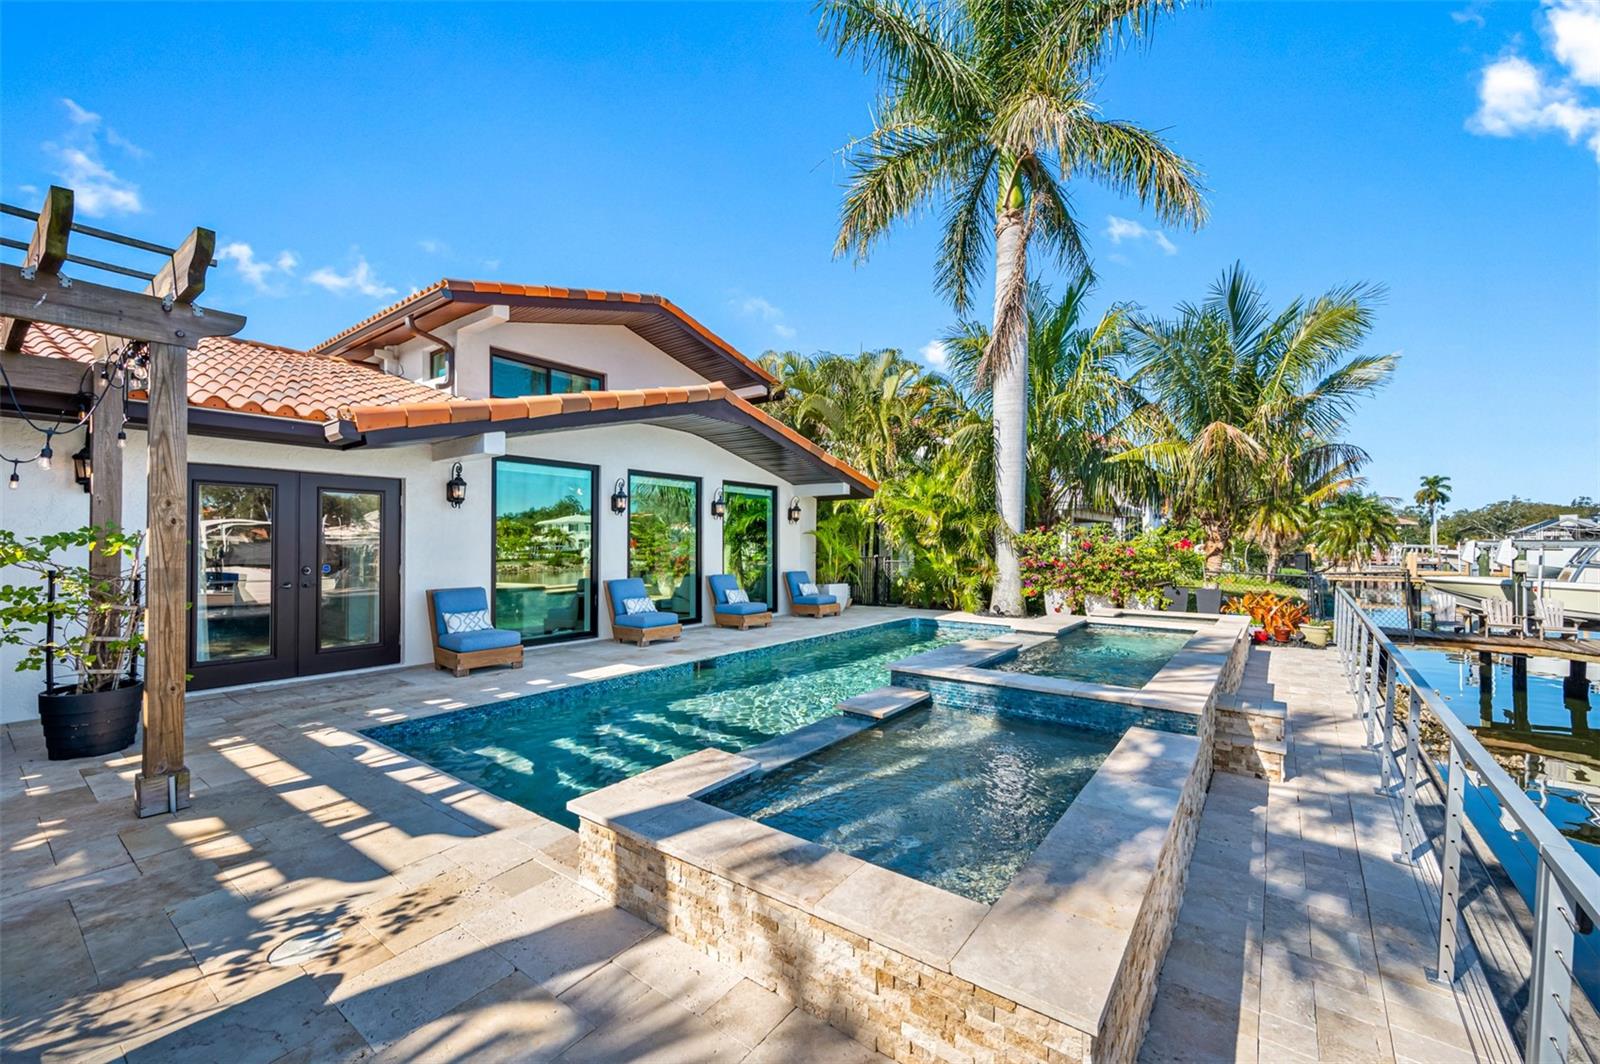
1016, 525, 1203, 611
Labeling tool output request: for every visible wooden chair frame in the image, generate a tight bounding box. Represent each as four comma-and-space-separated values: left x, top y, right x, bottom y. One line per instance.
604, 585, 683, 647
786, 574, 841, 618
707, 576, 773, 630
427, 590, 524, 677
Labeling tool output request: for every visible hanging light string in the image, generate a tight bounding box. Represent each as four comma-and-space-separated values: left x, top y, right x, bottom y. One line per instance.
1, 339, 144, 488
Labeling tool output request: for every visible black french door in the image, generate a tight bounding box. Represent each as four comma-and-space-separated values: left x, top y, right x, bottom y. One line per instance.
188, 466, 402, 690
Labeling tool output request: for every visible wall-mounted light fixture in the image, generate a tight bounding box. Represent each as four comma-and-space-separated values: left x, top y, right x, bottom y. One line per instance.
710, 486, 726, 520
787, 498, 803, 524
72, 436, 93, 494
445, 462, 468, 509
610, 477, 630, 515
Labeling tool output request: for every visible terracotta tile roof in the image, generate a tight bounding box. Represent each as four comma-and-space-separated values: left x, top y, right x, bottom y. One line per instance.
311, 278, 776, 390
20, 322, 449, 423
339, 382, 878, 494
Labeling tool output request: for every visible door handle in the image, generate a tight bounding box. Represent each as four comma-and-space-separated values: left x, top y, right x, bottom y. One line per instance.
279, 582, 292, 590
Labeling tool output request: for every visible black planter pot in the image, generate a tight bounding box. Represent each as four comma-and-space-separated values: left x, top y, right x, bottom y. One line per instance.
38, 680, 142, 761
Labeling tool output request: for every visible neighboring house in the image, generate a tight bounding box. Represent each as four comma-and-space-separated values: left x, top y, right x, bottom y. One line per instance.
0, 280, 874, 722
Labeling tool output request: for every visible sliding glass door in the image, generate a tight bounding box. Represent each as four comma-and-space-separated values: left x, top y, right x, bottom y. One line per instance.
627, 471, 701, 623
722, 482, 776, 609
493, 458, 599, 644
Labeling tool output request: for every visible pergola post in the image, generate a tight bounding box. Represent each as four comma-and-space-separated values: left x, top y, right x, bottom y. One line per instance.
1, 186, 243, 819
134, 340, 190, 816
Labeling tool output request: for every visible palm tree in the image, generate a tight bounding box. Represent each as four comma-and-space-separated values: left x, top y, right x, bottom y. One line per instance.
1312, 492, 1399, 570
1415, 474, 1452, 555
1247, 435, 1365, 579
1118, 264, 1397, 578
822, 0, 1206, 615
941, 274, 1154, 527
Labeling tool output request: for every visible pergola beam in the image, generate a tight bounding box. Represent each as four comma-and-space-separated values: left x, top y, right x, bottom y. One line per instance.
3, 186, 74, 351
0, 264, 241, 350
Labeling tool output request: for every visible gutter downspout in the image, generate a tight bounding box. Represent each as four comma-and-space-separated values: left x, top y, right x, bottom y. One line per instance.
406, 314, 455, 393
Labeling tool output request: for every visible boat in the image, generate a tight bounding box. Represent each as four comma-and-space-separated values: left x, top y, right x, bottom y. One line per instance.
1421, 517, 1600, 626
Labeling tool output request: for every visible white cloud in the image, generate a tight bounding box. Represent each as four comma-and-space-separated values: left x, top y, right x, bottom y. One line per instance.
919, 340, 948, 367
1470, 54, 1600, 157
42, 99, 145, 216
1466, 1, 1600, 160
418, 238, 450, 255
482, 258, 502, 271
307, 254, 398, 299
1104, 215, 1177, 255
218, 241, 299, 293
732, 294, 798, 342
1450, 3, 1486, 28
1548, 0, 1600, 86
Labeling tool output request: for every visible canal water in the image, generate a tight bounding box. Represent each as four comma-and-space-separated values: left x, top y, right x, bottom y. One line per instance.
1404, 645, 1599, 1005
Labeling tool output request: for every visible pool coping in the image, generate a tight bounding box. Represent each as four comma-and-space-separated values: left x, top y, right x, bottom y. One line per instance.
569, 699, 1212, 1060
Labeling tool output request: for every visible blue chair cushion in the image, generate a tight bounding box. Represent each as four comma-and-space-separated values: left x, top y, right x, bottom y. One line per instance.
707, 573, 741, 605
714, 601, 769, 616
783, 571, 816, 601
438, 628, 521, 654
433, 587, 490, 634
607, 578, 650, 619
791, 594, 837, 607
612, 610, 681, 629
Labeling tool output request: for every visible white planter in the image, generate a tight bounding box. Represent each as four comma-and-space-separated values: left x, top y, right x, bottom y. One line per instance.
822, 583, 852, 611
1085, 593, 1116, 615
1043, 590, 1069, 616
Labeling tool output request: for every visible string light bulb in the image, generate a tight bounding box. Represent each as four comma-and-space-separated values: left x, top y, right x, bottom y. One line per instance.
7, 464, 18, 490
37, 433, 53, 472
115, 425, 127, 449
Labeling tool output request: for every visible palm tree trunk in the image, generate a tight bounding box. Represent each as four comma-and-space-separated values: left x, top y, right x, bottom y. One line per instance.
1202, 521, 1227, 580
989, 204, 1028, 616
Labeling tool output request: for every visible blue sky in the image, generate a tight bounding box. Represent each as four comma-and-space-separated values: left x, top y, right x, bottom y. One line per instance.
2, 1, 1596, 510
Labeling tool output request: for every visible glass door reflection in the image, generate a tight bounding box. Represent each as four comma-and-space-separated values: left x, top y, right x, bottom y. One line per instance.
627, 471, 701, 623
722, 483, 776, 609
194, 482, 278, 662
317, 489, 383, 649
493, 458, 598, 643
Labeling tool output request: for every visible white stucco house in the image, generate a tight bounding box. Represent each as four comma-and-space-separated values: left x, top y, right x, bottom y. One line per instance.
0, 279, 874, 722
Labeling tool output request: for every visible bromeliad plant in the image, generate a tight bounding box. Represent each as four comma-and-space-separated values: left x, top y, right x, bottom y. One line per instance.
0, 525, 145, 693
1222, 591, 1308, 643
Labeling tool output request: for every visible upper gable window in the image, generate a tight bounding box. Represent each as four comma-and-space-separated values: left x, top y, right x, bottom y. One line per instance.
489, 351, 605, 397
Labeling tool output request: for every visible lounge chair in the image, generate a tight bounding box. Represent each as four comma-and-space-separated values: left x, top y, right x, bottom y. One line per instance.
427, 588, 524, 677
784, 571, 840, 618
1160, 586, 1185, 612
605, 577, 684, 646
707, 574, 772, 630
1193, 587, 1223, 614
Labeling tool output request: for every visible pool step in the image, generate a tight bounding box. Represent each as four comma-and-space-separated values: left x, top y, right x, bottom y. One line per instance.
837, 686, 930, 721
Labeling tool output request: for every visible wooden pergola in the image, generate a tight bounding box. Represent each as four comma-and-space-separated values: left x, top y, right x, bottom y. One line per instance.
0, 185, 246, 817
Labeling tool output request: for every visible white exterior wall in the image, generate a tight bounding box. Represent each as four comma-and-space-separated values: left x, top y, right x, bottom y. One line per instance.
0, 416, 817, 724
389, 318, 710, 397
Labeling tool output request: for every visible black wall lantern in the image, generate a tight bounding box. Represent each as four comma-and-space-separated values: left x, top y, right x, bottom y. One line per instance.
72, 437, 93, 494
787, 498, 803, 524
610, 477, 630, 515
445, 462, 468, 509
710, 486, 726, 520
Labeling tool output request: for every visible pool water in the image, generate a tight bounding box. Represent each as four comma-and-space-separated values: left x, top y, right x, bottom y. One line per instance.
988, 625, 1190, 687
369, 619, 1000, 828
711, 704, 1117, 903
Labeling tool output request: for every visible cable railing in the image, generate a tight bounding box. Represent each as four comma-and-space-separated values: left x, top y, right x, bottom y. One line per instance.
1334, 588, 1599, 1063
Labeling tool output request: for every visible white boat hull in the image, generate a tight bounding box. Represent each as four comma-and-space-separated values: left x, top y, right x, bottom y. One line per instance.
1420, 574, 1600, 623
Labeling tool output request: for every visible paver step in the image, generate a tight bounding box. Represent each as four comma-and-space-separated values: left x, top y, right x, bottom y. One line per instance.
837, 686, 930, 720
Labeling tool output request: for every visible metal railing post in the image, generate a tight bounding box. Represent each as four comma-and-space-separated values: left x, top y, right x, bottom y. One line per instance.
1401, 680, 1421, 862
1437, 740, 1466, 984
1379, 658, 1396, 793
1525, 854, 1575, 1064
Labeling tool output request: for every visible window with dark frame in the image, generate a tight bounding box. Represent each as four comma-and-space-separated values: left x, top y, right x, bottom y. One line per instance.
489, 351, 604, 398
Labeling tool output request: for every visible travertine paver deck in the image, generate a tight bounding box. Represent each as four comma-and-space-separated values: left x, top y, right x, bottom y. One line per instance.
1, 609, 927, 1063
1142, 644, 1517, 1064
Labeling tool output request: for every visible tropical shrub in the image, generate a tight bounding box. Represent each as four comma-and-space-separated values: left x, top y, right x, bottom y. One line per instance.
1016, 526, 1202, 611
0, 525, 145, 693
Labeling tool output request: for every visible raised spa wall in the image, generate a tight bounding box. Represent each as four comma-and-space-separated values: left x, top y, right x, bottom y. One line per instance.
570, 610, 1250, 1064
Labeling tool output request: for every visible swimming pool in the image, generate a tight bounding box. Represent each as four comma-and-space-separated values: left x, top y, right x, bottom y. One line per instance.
710, 702, 1118, 903
985, 624, 1189, 687
368, 619, 1003, 828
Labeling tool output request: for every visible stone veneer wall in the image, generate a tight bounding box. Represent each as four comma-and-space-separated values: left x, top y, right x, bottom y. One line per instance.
1214, 703, 1287, 781
577, 707, 1215, 1064
579, 821, 1095, 1063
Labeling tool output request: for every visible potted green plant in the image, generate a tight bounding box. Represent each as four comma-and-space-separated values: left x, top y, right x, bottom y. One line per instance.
1298, 619, 1334, 648
0, 525, 145, 760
